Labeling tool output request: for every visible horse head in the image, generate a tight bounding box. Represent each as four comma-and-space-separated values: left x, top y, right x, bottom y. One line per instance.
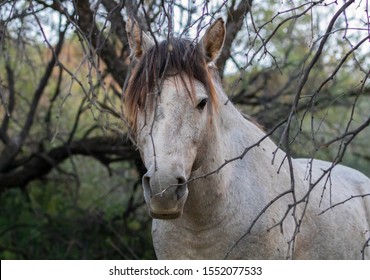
124, 18, 225, 219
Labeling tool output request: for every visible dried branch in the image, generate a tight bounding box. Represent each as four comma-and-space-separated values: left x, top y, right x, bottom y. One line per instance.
319, 193, 370, 215
0, 135, 139, 193
0, 24, 66, 172
75, 0, 129, 87
217, 0, 253, 76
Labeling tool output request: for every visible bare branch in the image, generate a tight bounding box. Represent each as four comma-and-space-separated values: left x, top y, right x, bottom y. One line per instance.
319, 193, 370, 215
0, 135, 139, 192
217, 0, 253, 76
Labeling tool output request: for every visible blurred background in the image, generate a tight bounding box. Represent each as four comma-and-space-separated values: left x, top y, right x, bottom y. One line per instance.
0, 0, 369, 259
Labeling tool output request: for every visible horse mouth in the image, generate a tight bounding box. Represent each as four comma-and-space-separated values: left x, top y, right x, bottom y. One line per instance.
147, 187, 188, 220
150, 211, 182, 220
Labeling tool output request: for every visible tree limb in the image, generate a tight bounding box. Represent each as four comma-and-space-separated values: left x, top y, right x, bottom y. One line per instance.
0, 135, 139, 193
217, 0, 253, 76
75, 0, 129, 87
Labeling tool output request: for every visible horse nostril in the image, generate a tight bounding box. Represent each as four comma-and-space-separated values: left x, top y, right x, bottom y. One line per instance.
177, 177, 186, 185
175, 177, 187, 200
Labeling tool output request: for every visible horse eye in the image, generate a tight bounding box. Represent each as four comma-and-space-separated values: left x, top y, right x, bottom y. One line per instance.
197, 98, 208, 110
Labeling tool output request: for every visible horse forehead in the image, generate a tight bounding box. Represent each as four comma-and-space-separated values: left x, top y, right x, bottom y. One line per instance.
160, 77, 207, 103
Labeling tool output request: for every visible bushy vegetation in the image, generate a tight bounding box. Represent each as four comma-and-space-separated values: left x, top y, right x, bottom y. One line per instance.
0, 157, 155, 259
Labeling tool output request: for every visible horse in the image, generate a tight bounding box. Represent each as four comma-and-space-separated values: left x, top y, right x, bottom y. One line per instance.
123, 18, 370, 259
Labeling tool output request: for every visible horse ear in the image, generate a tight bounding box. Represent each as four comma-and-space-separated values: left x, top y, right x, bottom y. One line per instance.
126, 17, 154, 60
200, 18, 226, 63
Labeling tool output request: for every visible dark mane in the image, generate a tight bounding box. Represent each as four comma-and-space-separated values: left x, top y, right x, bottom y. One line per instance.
123, 38, 218, 130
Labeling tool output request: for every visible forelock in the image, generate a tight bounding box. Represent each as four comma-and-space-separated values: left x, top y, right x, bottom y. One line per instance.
123, 37, 219, 132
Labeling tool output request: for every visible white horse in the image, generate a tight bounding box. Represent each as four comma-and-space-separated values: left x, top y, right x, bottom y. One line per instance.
124, 18, 370, 259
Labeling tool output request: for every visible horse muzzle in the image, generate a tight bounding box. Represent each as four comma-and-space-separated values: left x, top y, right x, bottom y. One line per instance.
142, 172, 188, 220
